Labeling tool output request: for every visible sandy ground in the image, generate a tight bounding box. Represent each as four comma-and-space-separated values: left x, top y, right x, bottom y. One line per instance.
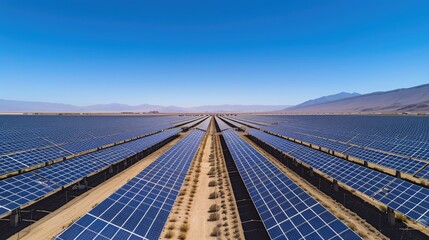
161, 119, 245, 240
186, 124, 217, 239
240, 132, 388, 240
9, 133, 186, 240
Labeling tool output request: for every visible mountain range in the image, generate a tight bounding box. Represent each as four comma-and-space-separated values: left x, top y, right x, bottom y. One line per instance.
288, 92, 361, 109
1, 83, 428, 114
0, 100, 290, 113
282, 83, 429, 114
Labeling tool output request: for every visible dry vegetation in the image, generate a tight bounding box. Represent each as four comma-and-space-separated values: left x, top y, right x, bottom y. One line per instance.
208, 129, 245, 239
161, 120, 245, 239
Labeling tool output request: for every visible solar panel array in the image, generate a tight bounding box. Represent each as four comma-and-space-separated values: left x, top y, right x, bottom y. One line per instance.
179, 116, 208, 129
247, 128, 429, 227
228, 115, 429, 179
194, 117, 211, 131
0, 116, 199, 177
219, 116, 247, 130
171, 116, 205, 127
56, 129, 206, 240
221, 128, 361, 240
214, 116, 232, 131
0, 128, 181, 218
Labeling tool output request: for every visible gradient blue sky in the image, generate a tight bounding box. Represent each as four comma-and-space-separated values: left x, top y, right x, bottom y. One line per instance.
1, 0, 428, 107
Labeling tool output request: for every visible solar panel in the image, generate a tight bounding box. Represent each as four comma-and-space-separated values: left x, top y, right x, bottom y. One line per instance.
0, 116, 195, 176
5, 146, 71, 170
56, 129, 206, 240
231, 115, 429, 161
0, 138, 53, 156
247, 128, 429, 227
172, 116, 204, 127
0, 173, 59, 215
214, 116, 232, 131
230, 116, 429, 177
219, 116, 246, 130
0, 128, 181, 218
194, 117, 211, 131
224, 116, 261, 128
221, 129, 361, 239
343, 147, 425, 175
0, 156, 27, 176
180, 117, 208, 129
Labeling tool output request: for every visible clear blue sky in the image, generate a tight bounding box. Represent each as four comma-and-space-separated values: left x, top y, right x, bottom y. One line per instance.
1, 0, 428, 107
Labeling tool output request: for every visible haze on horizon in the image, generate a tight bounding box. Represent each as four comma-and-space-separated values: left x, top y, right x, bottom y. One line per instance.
1, 1, 428, 107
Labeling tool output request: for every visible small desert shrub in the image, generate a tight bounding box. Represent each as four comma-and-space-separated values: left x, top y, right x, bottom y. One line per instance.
209, 192, 219, 199
208, 213, 220, 221
210, 226, 221, 237
180, 223, 190, 232
167, 224, 175, 230
209, 204, 220, 213
179, 189, 186, 196
178, 232, 187, 240
164, 231, 174, 239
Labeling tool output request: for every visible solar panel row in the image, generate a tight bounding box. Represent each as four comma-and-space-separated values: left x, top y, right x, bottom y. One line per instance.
226, 116, 261, 128
261, 125, 427, 177
0, 116, 197, 155
221, 128, 361, 240
0, 128, 181, 218
247, 128, 429, 227
56, 129, 206, 240
227, 116, 429, 179
179, 117, 208, 129
0, 116, 199, 177
194, 117, 211, 131
171, 116, 205, 127
219, 116, 246, 130
214, 116, 232, 131
231, 115, 429, 161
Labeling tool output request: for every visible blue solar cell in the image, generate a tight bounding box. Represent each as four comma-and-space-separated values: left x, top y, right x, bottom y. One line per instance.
416, 165, 429, 179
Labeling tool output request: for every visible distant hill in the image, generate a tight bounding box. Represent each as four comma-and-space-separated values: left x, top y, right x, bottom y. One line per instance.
282, 83, 429, 114
188, 105, 290, 113
0, 100, 81, 112
0, 99, 289, 113
287, 92, 361, 109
